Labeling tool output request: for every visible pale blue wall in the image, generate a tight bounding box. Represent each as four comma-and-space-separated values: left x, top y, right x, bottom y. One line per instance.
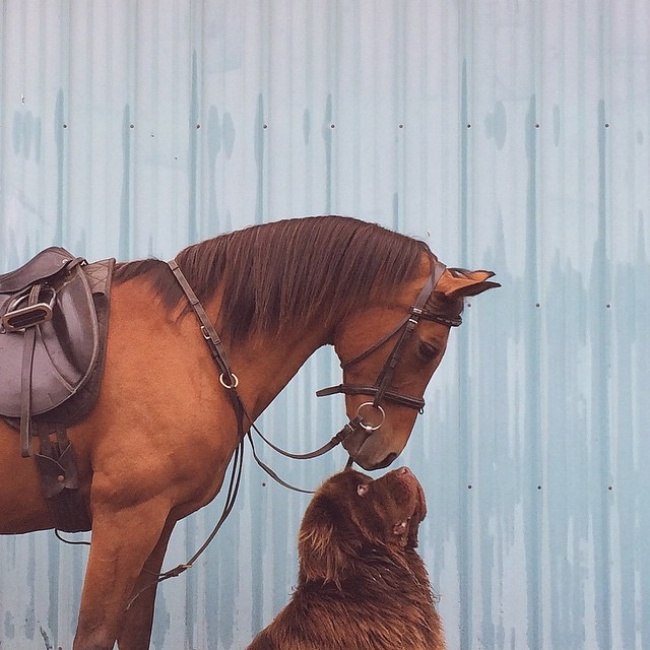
1, 1, 649, 648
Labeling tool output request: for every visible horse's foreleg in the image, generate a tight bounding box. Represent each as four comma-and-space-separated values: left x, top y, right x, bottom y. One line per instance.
116, 520, 176, 650
72, 499, 172, 650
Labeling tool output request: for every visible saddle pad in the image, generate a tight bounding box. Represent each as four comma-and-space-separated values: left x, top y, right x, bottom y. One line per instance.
0, 260, 101, 417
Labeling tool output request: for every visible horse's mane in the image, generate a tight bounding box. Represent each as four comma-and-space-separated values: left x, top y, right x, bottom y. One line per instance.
113, 216, 433, 342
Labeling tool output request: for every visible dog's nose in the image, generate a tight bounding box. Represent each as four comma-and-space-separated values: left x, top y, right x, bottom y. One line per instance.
397, 466, 413, 476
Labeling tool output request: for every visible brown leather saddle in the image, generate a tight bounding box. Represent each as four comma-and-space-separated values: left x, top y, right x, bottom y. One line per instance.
0, 247, 115, 531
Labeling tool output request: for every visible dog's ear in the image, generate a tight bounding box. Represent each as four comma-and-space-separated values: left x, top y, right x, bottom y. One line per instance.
406, 517, 420, 549
298, 494, 355, 586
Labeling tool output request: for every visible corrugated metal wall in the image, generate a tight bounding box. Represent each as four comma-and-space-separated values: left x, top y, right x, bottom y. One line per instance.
1, 1, 648, 648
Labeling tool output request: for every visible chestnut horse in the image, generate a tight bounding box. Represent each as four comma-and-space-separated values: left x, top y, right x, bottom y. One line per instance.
0, 216, 498, 649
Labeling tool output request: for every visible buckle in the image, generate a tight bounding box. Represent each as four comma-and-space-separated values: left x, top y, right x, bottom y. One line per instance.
1, 287, 56, 332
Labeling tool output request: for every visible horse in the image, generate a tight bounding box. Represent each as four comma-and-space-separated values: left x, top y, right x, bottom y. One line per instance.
0, 215, 498, 649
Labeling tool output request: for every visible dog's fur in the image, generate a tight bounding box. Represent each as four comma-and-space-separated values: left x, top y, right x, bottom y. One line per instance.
247, 467, 445, 649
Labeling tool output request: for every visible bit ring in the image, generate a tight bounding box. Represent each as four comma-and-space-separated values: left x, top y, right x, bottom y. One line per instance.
356, 402, 386, 432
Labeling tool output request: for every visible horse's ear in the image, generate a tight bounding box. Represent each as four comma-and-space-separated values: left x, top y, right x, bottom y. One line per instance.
436, 268, 500, 299
297, 495, 349, 586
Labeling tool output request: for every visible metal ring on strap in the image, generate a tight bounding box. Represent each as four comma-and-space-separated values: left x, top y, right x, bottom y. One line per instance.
219, 372, 239, 389
356, 402, 386, 432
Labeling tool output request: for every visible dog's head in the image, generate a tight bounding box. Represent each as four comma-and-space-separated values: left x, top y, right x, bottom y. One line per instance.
297, 467, 426, 585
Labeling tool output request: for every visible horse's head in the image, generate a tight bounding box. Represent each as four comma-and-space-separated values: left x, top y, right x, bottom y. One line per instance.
321, 261, 499, 470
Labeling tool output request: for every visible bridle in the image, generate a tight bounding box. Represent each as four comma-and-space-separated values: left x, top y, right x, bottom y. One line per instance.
315, 259, 461, 439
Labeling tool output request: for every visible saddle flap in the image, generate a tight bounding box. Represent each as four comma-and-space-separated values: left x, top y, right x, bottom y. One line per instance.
0, 257, 107, 418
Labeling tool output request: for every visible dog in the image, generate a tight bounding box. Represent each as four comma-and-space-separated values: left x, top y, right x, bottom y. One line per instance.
247, 467, 445, 649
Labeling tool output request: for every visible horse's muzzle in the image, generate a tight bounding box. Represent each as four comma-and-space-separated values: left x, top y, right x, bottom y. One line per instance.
342, 424, 401, 471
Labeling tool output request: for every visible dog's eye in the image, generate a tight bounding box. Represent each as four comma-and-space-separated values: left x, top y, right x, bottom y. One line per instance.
357, 484, 369, 496
393, 520, 408, 535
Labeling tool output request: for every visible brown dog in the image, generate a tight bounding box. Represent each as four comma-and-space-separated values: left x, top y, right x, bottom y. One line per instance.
247, 467, 445, 649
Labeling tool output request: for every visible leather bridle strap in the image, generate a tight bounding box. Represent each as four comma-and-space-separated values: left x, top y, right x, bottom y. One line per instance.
242, 417, 362, 494
316, 292, 464, 412
315, 384, 426, 411
339, 314, 412, 370
316, 259, 451, 414
168, 260, 240, 393
371, 273, 436, 408
248, 415, 363, 460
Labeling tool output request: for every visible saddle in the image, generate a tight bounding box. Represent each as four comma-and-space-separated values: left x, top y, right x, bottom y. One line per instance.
0, 247, 115, 531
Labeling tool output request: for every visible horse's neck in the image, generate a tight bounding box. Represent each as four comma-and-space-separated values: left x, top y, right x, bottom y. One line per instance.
225, 328, 329, 420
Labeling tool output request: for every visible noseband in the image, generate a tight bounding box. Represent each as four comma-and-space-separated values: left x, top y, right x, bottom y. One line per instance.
316, 259, 461, 434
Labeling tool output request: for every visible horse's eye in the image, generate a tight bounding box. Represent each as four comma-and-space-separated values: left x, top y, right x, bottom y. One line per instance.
418, 341, 439, 361
357, 484, 369, 497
